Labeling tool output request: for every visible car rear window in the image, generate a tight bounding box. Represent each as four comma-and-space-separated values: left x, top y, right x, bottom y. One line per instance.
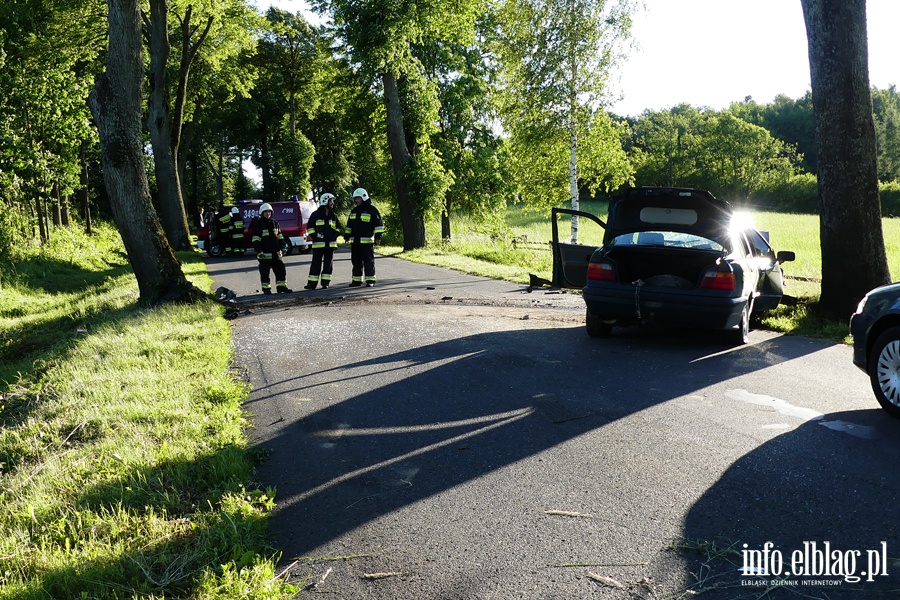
639, 206, 698, 225
611, 231, 725, 251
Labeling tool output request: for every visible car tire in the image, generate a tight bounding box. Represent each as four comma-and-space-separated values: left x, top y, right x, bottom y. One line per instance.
207, 242, 224, 257
869, 326, 900, 418
733, 300, 751, 345
586, 310, 612, 339
298, 245, 312, 255
281, 238, 293, 256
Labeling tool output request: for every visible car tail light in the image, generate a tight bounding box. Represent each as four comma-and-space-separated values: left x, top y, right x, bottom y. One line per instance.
700, 269, 735, 291
587, 262, 615, 282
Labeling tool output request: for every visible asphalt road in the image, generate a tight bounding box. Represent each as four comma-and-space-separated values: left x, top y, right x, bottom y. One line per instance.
208, 248, 900, 599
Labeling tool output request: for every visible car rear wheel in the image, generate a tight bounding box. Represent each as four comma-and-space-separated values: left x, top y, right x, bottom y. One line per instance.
281, 238, 293, 256
869, 326, 900, 418
586, 310, 612, 338
733, 300, 751, 345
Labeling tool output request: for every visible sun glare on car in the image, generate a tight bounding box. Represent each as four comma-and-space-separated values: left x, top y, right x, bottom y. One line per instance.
730, 210, 755, 234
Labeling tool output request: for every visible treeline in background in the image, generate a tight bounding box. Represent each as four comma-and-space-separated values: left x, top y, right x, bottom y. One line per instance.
3, 0, 900, 261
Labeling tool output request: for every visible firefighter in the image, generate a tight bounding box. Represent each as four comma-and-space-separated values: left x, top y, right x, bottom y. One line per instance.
343, 187, 384, 287
215, 206, 234, 254
252, 203, 293, 294
304, 193, 343, 290
230, 207, 245, 255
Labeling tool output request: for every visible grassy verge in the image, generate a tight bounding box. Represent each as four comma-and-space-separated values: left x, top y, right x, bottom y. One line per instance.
380, 204, 900, 342
0, 224, 295, 599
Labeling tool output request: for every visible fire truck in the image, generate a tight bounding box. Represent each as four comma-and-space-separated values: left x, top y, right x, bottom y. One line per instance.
197, 198, 316, 257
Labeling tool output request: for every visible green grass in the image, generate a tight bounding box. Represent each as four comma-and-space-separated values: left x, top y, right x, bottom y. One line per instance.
381, 203, 900, 341
0, 224, 296, 599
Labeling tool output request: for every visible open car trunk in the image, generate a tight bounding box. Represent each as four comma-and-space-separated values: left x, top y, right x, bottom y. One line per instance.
603, 246, 724, 289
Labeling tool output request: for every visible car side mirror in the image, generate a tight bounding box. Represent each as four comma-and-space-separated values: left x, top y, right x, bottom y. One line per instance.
776, 250, 795, 263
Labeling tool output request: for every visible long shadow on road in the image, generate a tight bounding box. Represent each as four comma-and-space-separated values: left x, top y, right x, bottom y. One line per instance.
237, 310, 900, 597
675, 406, 900, 599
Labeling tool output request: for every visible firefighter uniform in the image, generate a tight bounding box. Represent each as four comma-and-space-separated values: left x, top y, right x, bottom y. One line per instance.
343, 188, 384, 287
230, 208, 245, 255
251, 203, 292, 294
305, 194, 343, 290
215, 207, 234, 254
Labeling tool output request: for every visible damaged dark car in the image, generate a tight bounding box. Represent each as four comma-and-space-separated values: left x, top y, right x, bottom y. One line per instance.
552, 187, 795, 344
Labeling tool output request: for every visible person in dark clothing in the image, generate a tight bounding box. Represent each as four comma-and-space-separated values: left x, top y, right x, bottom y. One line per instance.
214, 206, 234, 254
343, 187, 384, 287
304, 193, 343, 290
251, 203, 293, 294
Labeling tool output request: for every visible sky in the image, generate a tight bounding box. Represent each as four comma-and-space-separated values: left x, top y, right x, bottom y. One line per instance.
254, 0, 900, 117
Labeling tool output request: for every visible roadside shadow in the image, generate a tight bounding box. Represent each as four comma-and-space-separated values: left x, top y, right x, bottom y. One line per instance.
667, 408, 900, 599
21, 447, 265, 598
244, 321, 837, 566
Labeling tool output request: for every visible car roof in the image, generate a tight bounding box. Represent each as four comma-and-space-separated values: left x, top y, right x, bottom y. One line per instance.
604, 187, 733, 244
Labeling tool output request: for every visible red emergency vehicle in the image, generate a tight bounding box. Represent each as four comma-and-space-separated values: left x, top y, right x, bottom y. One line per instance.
197, 199, 316, 257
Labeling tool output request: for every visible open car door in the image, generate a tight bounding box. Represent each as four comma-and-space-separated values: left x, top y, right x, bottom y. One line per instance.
551, 207, 606, 289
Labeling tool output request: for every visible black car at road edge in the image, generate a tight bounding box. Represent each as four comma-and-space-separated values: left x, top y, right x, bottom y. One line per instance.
850, 282, 900, 418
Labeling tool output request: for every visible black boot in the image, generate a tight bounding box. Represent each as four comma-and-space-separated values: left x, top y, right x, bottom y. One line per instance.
348, 281, 362, 287
262, 288, 272, 295
277, 286, 293, 293
320, 283, 329, 289
304, 283, 317, 290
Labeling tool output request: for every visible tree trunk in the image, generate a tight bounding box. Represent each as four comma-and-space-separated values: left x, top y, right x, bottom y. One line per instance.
179, 120, 194, 198
36, 196, 47, 243
569, 123, 579, 243
146, 0, 191, 251
801, 0, 891, 317
89, 0, 202, 306
79, 141, 92, 235
260, 135, 274, 203
382, 70, 425, 250
53, 184, 63, 227
441, 199, 451, 241
172, 9, 212, 187
203, 147, 225, 207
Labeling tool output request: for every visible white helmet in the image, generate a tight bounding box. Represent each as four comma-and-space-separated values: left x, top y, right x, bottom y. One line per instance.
352, 188, 369, 201
259, 203, 273, 214
319, 193, 335, 206
231, 206, 239, 214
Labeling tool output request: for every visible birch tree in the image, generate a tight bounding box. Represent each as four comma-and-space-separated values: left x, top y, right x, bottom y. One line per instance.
495, 0, 635, 242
